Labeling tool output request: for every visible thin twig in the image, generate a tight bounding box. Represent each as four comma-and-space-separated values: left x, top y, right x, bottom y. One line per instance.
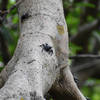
72, 59, 100, 72
69, 54, 100, 59
0, 0, 23, 21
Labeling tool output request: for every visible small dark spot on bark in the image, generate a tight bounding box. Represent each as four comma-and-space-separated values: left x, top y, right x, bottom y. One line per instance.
40, 25, 44, 30
57, 8, 60, 11
23, 34, 25, 37
30, 92, 33, 97
34, 13, 38, 16
19, 92, 23, 96
16, 58, 19, 62
12, 94, 16, 98
55, 65, 58, 69
27, 59, 36, 64
30, 91, 43, 100
11, 70, 17, 75
14, 70, 17, 73
30, 49, 33, 51
21, 12, 31, 23
4, 96, 10, 100
20, 70, 23, 72
30, 91, 36, 97
30, 33, 32, 34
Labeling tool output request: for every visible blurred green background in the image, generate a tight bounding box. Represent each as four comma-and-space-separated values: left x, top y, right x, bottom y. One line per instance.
0, 0, 100, 100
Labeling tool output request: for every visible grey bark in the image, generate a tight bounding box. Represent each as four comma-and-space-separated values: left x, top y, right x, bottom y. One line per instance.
0, 0, 86, 100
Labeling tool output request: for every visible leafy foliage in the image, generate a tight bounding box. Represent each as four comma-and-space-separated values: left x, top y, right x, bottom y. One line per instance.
82, 79, 100, 100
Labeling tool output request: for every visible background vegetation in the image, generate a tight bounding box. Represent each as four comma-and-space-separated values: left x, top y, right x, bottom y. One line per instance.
0, 0, 100, 100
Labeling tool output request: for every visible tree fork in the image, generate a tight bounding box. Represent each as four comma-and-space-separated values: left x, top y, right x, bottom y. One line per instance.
0, 0, 87, 100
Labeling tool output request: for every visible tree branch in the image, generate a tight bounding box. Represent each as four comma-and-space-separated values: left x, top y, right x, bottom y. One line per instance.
0, 0, 22, 22
69, 54, 100, 59
71, 19, 100, 45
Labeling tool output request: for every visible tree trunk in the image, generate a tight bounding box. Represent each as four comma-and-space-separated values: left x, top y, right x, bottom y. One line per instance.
0, 0, 87, 100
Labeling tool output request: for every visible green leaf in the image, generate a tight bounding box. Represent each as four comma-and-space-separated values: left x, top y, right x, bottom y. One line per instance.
75, 2, 96, 8
69, 42, 82, 55
0, 26, 13, 44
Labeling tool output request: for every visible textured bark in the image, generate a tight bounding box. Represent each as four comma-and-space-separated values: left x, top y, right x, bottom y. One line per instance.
49, 67, 86, 100
0, 0, 86, 100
